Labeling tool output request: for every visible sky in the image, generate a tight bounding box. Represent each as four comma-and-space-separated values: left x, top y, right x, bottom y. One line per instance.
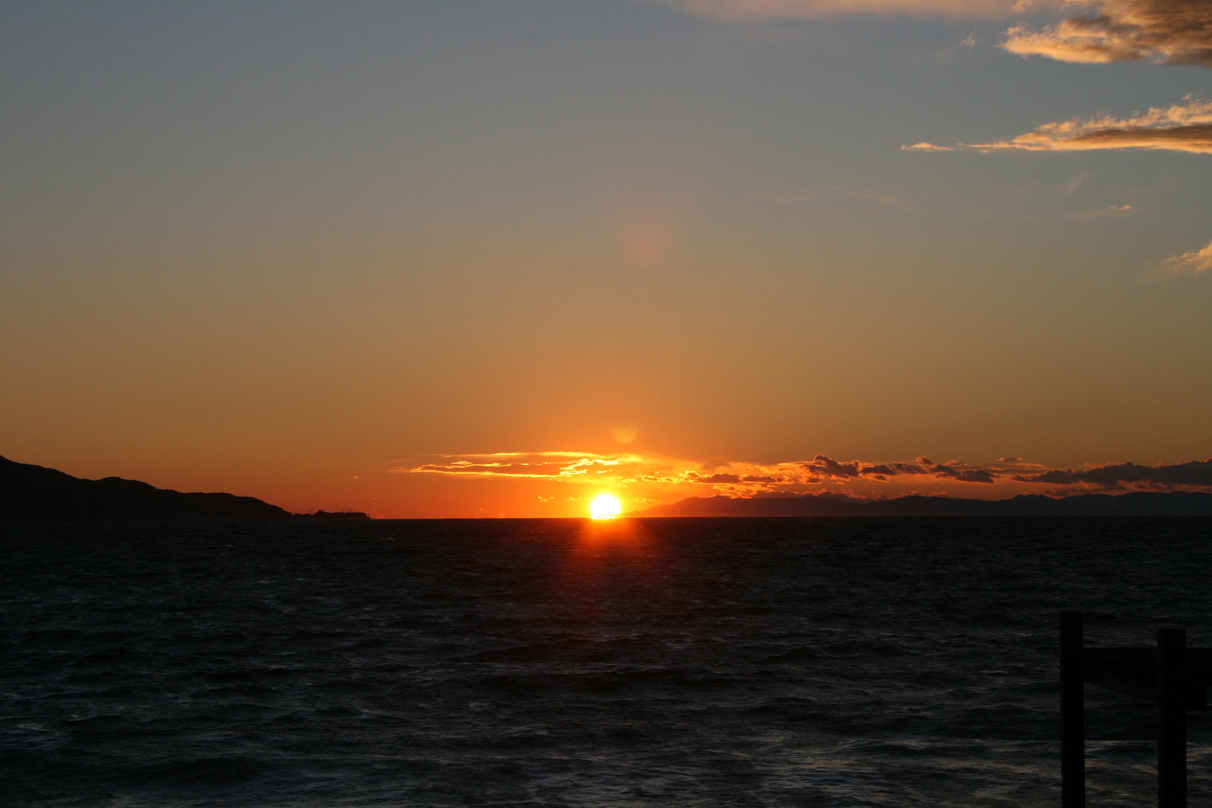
2, 0, 1211, 517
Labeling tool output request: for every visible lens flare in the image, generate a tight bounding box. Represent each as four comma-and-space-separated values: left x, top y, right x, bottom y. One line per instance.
589, 494, 622, 520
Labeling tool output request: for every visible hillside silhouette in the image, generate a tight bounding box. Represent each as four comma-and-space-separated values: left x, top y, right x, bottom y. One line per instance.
0, 455, 315, 521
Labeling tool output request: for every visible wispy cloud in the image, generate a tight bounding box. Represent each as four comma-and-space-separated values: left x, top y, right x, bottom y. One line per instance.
398, 451, 1011, 492
1003, 0, 1212, 66
659, 0, 1020, 22
401, 452, 650, 481
905, 97, 1212, 154
402, 451, 795, 492
1059, 172, 1095, 193
1161, 238, 1212, 274
669, 0, 1211, 281
1064, 204, 1134, 219
399, 451, 1212, 498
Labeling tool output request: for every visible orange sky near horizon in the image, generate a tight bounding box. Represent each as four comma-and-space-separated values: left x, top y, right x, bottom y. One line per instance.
3, 1, 1212, 517
7, 447, 1211, 519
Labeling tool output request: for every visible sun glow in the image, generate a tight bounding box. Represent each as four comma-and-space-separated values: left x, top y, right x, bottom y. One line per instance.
589, 494, 622, 520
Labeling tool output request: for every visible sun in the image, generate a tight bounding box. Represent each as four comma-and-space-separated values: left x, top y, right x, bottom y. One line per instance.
589, 494, 622, 520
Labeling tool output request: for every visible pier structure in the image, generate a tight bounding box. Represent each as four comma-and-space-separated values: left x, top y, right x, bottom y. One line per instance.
1060, 611, 1212, 808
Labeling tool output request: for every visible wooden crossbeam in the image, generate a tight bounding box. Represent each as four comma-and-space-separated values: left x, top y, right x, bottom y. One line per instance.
1082, 648, 1212, 709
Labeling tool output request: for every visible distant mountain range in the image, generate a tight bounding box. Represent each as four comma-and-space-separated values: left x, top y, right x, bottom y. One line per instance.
0, 455, 368, 521
634, 491, 1212, 517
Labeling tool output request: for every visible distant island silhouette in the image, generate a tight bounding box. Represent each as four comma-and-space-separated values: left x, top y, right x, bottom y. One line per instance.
634, 491, 1212, 517
0, 455, 368, 521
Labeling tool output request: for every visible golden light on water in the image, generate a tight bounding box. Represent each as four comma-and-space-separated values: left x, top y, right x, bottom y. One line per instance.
589, 494, 622, 520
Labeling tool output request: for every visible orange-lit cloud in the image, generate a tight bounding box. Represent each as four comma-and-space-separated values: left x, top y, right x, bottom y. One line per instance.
399, 451, 1010, 494
1162, 238, 1212, 274
905, 97, 1212, 154
660, 0, 1021, 21
898, 3, 1212, 278
403, 452, 648, 481
398, 451, 1212, 502
1003, 0, 1212, 66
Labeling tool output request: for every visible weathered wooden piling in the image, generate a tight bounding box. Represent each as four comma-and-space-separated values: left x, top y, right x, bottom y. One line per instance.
1060, 611, 1085, 808
1156, 628, 1186, 808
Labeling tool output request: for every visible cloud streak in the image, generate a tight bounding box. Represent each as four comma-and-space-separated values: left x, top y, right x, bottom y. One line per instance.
1064, 204, 1134, 219
1003, 0, 1212, 66
400, 451, 1011, 493
399, 451, 1212, 498
905, 97, 1212, 154
403, 452, 647, 481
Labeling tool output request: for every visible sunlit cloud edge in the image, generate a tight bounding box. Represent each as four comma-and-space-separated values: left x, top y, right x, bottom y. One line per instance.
1002, 0, 1212, 68
904, 97, 1212, 155
395, 452, 1212, 497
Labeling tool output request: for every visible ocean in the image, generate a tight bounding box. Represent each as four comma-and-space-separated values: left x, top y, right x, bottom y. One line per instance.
2, 517, 1210, 807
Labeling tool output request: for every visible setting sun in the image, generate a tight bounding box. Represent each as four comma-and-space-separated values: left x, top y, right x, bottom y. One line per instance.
589, 494, 622, 520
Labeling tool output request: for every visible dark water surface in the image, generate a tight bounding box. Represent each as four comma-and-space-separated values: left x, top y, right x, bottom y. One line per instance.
2, 517, 1211, 807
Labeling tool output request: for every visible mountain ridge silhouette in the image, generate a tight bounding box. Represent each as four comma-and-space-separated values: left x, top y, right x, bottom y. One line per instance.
633, 490, 1212, 517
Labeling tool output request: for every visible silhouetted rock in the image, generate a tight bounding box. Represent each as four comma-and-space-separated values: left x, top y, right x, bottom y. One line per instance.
635, 490, 1212, 517
300, 510, 370, 520
0, 455, 293, 521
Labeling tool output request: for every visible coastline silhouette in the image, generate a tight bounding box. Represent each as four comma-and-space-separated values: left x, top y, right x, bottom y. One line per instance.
0, 455, 366, 521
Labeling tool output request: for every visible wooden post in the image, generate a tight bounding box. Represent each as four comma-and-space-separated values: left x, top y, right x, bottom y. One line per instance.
1157, 628, 1186, 808
1061, 611, 1085, 808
